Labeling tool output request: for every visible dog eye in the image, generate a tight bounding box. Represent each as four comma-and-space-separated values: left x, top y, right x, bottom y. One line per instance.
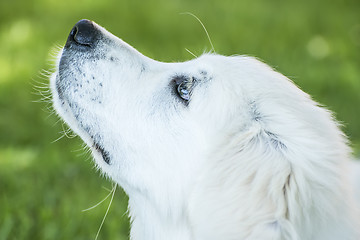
177, 81, 192, 101
174, 76, 195, 101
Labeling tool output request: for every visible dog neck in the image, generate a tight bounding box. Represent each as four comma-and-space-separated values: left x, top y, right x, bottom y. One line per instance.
127, 193, 193, 240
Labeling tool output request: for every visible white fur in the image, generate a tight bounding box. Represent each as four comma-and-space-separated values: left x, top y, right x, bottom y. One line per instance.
51, 21, 360, 239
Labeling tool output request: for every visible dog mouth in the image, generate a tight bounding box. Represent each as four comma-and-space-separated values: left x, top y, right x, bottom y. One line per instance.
93, 141, 111, 164
81, 124, 112, 165
85, 130, 112, 165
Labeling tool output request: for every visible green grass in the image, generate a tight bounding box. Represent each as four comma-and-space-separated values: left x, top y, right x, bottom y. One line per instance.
0, 0, 359, 239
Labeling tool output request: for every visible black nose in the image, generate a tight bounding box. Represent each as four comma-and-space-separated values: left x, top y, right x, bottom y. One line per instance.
65, 19, 100, 48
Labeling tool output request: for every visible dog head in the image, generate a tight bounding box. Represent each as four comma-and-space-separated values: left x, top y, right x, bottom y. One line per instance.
52, 20, 280, 192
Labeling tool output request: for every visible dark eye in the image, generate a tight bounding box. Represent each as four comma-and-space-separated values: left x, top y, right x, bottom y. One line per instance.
173, 76, 194, 101
177, 80, 192, 101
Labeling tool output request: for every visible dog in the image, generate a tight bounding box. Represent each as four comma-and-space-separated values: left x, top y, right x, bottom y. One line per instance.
50, 19, 360, 239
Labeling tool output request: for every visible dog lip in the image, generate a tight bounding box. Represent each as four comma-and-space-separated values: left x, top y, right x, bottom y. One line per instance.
93, 142, 111, 164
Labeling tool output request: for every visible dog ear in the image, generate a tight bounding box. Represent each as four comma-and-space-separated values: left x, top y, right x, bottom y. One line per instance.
188, 124, 300, 239
238, 115, 358, 238
233, 128, 305, 239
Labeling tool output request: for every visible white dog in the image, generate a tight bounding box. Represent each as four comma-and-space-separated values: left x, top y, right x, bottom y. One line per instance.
51, 19, 360, 239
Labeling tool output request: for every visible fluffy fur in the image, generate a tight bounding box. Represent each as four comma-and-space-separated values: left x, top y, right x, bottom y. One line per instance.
51, 20, 360, 239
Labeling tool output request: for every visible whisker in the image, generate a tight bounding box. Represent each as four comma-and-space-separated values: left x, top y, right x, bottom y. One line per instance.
180, 12, 215, 53
61, 123, 77, 139
51, 134, 66, 143
82, 184, 116, 212
101, 186, 113, 192
185, 48, 198, 58
95, 184, 116, 240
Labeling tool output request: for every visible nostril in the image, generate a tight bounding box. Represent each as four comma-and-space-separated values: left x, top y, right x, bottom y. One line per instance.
68, 26, 79, 43
65, 19, 99, 48
69, 25, 78, 39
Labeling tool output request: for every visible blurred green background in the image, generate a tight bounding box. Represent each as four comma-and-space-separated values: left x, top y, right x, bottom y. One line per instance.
0, 0, 359, 239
